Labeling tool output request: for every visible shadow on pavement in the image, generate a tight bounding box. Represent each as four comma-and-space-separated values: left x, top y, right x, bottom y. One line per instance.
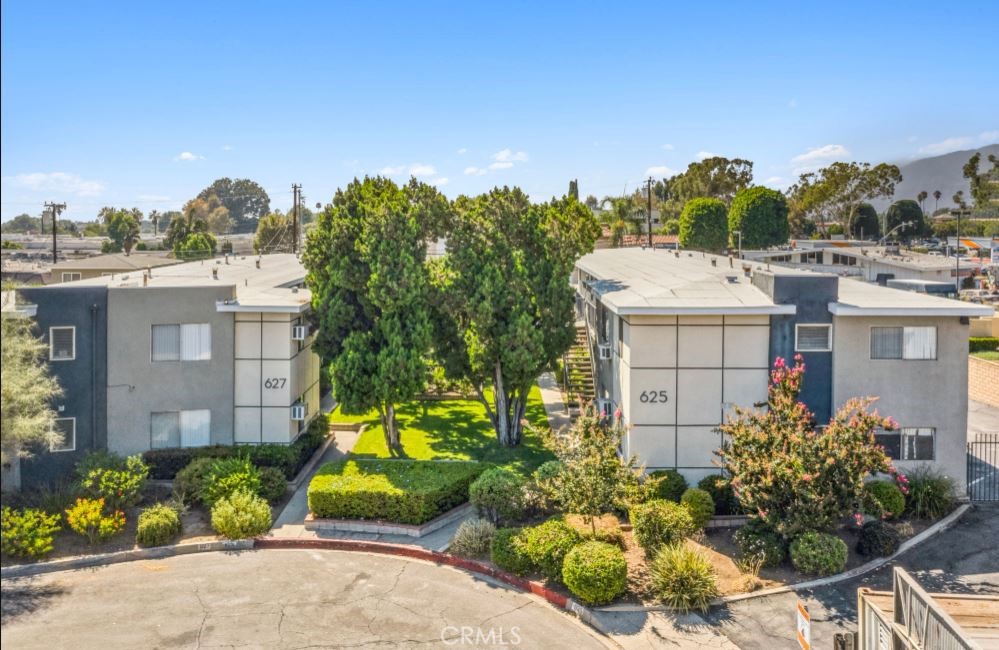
1, 578, 66, 625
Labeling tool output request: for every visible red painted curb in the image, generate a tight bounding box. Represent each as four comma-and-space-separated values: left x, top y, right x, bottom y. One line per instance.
254, 537, 569, 609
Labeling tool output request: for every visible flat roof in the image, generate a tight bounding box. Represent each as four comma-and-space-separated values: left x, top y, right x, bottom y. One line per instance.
832, 278, 994, 317
51, 253, 311, 312
759, 245, 984, 272
576, 248, 994, 318
576, 248, 798, 315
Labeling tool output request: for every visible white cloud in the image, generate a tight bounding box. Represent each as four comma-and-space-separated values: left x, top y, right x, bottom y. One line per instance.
457, 148, 467, 154
174, 151, 204, 161
981, 130, 999, 143
408, 163, 436, 177
791, 144, 849, 164
696, 151, 718, 160
661, 143, 674, 151
764, 176, 784, 185
645, 165, 675, 177
488, 161, 514, 170
5, 172, 105, 197
918, 137, 973, 155
464, 166, 487, 176
379, 165, 404, 175
137, 194, 170, 202
492, 148, 528, 163
222, 144, 234, 151
432, 177, 450, 187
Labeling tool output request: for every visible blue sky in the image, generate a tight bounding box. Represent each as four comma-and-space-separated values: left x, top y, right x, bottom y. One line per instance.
2, 0, 997, 221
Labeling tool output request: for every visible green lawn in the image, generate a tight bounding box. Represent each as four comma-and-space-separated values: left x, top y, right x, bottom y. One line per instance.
972, 350, 999, 361
335, 385, 554, 475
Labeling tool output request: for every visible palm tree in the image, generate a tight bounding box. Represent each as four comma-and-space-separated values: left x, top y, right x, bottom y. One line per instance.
917, 190, 928, 213
933, 190, 942, 215
149, 209, 160, 236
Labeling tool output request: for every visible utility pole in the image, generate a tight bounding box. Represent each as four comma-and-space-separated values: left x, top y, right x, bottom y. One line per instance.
44, 202, 66, 264
291, 184, 301, 254
952, 208, 971, 291
645, 177, 654, 248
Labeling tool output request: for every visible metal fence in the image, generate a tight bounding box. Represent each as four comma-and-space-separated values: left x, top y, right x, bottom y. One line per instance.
967, 433, 999, 501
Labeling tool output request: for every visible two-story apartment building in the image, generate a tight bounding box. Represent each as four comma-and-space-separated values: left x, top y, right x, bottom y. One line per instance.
574, 248, 993, 490
10, 254, 321, 489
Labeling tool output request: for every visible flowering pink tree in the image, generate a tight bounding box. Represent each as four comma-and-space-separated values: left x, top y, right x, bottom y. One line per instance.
718, 355, 900, 538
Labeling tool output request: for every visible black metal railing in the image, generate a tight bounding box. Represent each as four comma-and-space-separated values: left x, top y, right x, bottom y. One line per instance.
967, 433, 999, 501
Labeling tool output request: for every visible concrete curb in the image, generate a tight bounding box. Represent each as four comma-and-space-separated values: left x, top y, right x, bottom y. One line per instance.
0, 539, 254, 579
304, 502, 473, 538
595, 503, 972, 613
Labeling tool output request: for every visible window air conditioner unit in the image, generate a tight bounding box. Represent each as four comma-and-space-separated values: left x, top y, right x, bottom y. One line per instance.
597, 343, 612, 360
595, 398, 612, 417
292, 325, 309, 341
290, 403, 306, 421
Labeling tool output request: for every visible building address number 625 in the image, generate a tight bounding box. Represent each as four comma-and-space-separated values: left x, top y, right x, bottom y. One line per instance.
639, 390, 668, 403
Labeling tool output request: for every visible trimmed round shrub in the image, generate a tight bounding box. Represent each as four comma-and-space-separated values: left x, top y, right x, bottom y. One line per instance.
856, 521, 900, 558
449, 518, 496, 558
210, 491, 272, 540
733, 519, 786, 568
202, 457, 262, 507
679, 197, 729, 252
790, 532, 848, 576
646, 469, 688, 502
680, 488, 715, 529
518, 518, 582, 582
650, 544, 719, 612
697, 474, 739, 516
904, 467, 955, 520
561, 541, 628, 605
470, 468, 527, 524
1, 506, 61, 559
630, 499, 695, 556
865, 480, 905, 519
136, 503, 182, 547
257, 466, 288, 504
490, 527, 532, 575
174, 457, 215, 504
530, 460, 565, 511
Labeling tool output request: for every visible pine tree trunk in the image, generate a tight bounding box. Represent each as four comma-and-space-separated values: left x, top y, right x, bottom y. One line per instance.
494, 362, 512, 446
381, 403, 400, 451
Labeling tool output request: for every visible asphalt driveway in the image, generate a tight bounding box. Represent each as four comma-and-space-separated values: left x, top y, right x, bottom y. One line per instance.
1, 549, 611, 649
704, 503, 999, 650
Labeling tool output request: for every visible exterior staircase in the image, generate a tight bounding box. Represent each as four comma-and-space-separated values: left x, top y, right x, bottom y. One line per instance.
563, 324, 596, 413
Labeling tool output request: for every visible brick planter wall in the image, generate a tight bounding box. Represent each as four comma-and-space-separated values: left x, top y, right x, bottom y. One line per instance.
969, 356, 999, 407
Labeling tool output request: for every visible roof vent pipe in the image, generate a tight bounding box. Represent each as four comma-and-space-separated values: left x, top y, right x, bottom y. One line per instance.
255, 259, 261, 269
225, 254, 229, 265
729, 255, 734, 268
711, 258, 717, 267
143, 272, 148, 287
146, 267, 152, 278
212, 267, 218, 280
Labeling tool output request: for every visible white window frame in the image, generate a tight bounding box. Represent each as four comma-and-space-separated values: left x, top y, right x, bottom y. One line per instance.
151, 323, 211, 362
870, 326, 937, 360
150, 409, 212, 449
51, 417, 76, 452
795, 323, 832, 352
61, 272, 82, 282
49, 326, 76, 361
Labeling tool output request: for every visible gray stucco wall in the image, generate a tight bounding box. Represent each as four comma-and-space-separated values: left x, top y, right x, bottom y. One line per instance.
832, 315, 969, 490
106, 285, 236, 455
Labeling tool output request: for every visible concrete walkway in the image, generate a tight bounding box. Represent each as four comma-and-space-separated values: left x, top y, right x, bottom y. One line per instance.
537, 371, 572, 432
591, 610, 739, 650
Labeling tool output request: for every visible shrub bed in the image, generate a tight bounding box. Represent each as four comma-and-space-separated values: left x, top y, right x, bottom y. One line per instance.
1, 507, 61, 559
904, 467, 955, 519
790, 531, 848, 576
201, 457, 262, 507
969, 336, 999, 353
307, 459, 487, 525
856, 521, 900, 557
561, 541, 628, 605
697, 474, 740, 515
865, 480, 905, 519
143, 415, 328, 479
650, 544, 719, 612
449, 518, 496, 558
630, 499, 695, 556
646, 469, 688, 502
211, 491, 272, 539
469, 467, 527, 524
733, 518, 786, 568
680, 488, 715, 529
518, 518, 582, 582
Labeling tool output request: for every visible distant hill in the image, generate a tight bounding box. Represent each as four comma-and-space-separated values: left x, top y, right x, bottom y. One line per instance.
871, 144, 999, 213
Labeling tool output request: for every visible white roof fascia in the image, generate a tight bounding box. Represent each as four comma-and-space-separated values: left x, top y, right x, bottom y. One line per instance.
828, 302, 995, 318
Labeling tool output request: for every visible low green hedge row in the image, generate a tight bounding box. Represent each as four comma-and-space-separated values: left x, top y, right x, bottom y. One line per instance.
307, 459, 488, 525
969, 337, 999, 353
143, 418, 328, 479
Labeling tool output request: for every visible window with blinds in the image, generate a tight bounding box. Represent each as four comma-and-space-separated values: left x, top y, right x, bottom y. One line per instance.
151, 323, 211, 361
49, 326, 75, 361
875, 427, 934, 460
870, 326, 936, 360
795, 324, 831, 352
151, 409, 211, 448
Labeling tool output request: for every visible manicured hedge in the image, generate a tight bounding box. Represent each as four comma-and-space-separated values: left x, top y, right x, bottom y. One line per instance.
143, 417, 328, 480
970, 337, 999, 353
307, 459, 488, 525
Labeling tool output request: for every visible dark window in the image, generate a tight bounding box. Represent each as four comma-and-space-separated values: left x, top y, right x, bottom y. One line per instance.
49, 326, 75, 361
875, 427, 934, 460
871, 327, 936, 360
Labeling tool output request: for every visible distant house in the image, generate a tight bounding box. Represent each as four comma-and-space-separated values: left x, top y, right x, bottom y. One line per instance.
47, 253, 183, 284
